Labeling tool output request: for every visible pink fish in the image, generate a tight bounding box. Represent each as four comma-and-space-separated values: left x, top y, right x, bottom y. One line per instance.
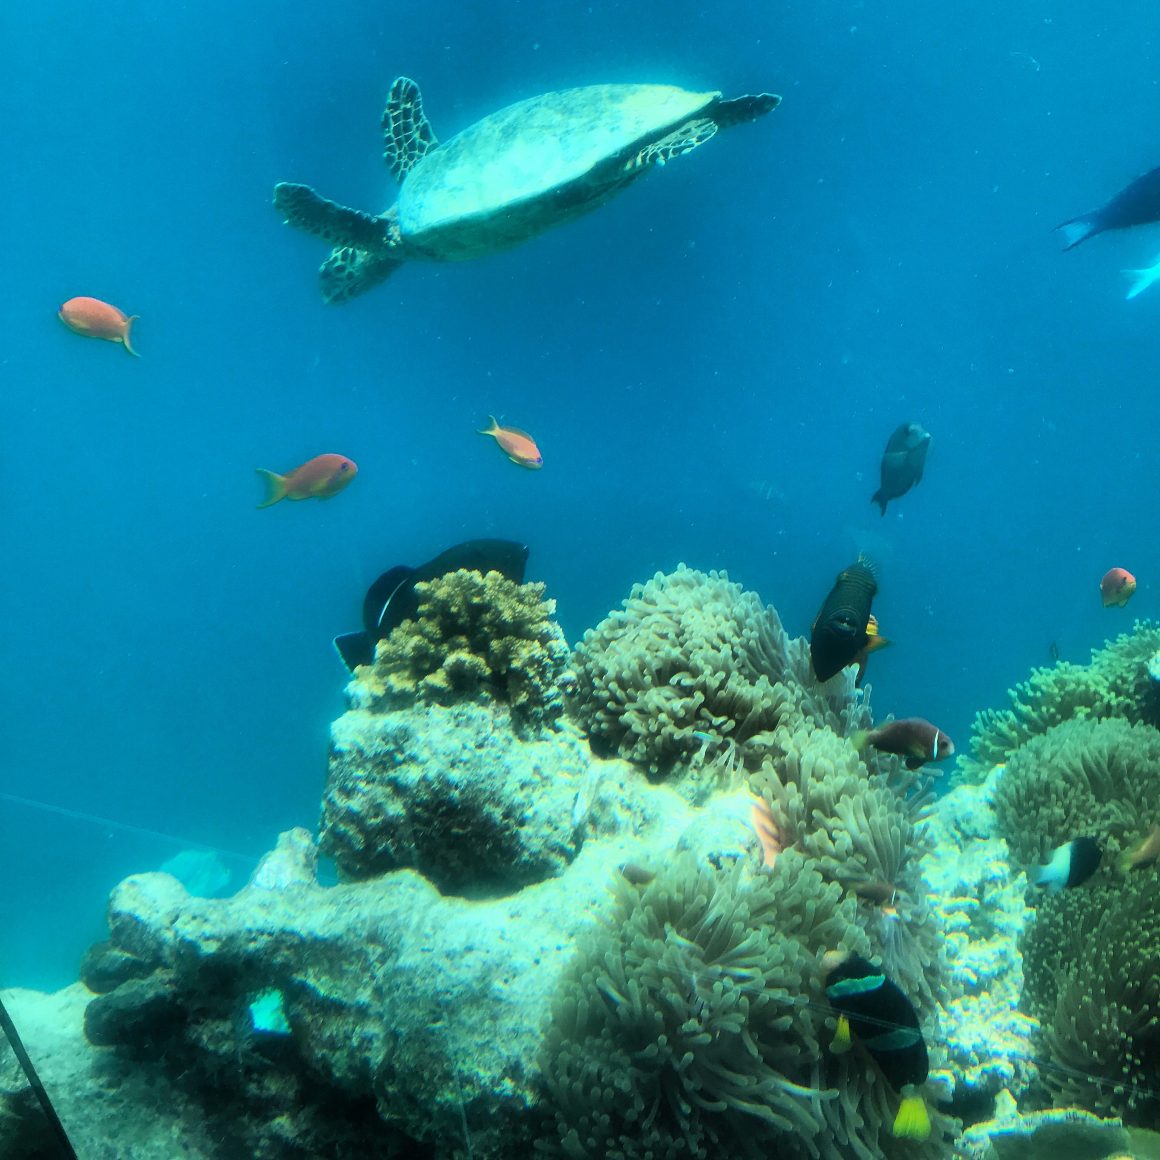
256, 454, 357, 507
58, 296, 139, 356
479, 417, 542, 469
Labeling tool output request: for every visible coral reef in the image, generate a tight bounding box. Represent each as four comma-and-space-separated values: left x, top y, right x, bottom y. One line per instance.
355, 568, 571, 737
568, 565, 871, 780
955, 620, 1160, 783
991, 716, 1160, 869
922, 771, 1038, 1111
22, 567, 1056, 1158
1021, 874, 1160, 1124
321, 700, 587, 890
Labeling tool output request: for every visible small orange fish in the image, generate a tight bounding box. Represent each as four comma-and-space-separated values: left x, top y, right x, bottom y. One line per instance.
1100, 567, 1136, 608
1118, 824, 1160, 874
479, 416, 542, 469
256, 453, 357, 508
58, 296, 139, 356
750, 796, 783, 870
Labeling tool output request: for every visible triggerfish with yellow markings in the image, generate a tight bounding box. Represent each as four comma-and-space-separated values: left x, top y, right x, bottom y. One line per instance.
479, 417, 542, 469
1100, 567, 1136, 608
852, 718, 954, 770
255, 453, 357, 507
810, 555, 879, 682
58, 296, 139, 356
822, 950, 931, 1141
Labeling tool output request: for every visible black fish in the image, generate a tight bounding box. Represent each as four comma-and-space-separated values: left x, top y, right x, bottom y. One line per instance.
1031, 836, 1102, 890
333, 539, 529, 672
1056, 164, 1160, 250
810, 557, 878, 682
871, 422, 930, 516
823, 951, 930, 1140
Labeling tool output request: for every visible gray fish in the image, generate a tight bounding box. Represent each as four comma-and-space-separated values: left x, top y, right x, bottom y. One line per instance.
1056, 164, 1160, 250
872, 423, 931, 516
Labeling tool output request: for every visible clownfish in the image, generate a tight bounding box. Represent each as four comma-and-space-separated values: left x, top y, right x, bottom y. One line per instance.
822, 950, 931, 1141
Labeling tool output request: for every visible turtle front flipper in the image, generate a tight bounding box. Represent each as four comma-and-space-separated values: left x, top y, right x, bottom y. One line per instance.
319, 247, 402, 304
274, 182, 391, 250
382, 77, 438, 183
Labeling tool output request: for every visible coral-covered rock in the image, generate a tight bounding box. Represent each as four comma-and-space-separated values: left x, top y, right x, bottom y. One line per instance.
321, 700, 586, 890
354, 568, 571, 737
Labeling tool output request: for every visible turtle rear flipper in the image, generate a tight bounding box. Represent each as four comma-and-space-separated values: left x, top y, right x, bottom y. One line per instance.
320, 246, 402, 304
274, 182, 390, 250
713, 92, 781, 128
383, 77, 438, 182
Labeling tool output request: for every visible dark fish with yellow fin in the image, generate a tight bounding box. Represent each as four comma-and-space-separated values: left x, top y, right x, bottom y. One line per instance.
853, 718, 954, 770
871, 422, 930, 516
811, 556, 878, 682
823, 950, 931, 1141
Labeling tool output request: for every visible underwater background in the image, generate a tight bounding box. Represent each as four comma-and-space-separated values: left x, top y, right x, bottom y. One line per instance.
3, 0, 1158, 990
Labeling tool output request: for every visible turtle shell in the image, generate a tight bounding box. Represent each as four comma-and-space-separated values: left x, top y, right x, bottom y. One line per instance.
396, 84, 718, 259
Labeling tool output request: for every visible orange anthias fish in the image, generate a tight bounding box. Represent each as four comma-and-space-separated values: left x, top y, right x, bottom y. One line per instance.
479, 417, 542, 469
256, 454, 358, 508
1100, 567, 1136, 608
58, 296, 139, 356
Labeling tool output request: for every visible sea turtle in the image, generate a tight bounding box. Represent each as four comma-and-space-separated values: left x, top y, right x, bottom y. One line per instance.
273, 77, 780, 303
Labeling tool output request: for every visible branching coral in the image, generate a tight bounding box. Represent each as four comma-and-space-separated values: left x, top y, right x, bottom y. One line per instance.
991, 717, 1160, 869
568, 566, 871, 778
353, 568, 570, 736
955, 621, 1160, 783
1021, 876, 1160, 1124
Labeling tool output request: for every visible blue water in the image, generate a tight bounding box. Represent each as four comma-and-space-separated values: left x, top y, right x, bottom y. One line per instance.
2, 0, 1157, 989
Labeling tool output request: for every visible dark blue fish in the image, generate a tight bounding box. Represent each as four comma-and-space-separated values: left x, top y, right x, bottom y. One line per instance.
334, 539, 528, 672
823, 951, 930, 1140
871, 422, 930, 516
1056, 164, 1160, 250
810, 556, 878, 682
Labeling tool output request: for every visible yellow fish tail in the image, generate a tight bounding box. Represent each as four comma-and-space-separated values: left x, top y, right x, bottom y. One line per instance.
892, 1093, 930, 1140
830, 1014, 852, 1054
255, 468, 288, 508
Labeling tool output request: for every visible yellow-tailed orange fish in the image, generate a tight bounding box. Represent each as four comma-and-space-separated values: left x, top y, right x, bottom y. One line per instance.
58, 296, 139, 356
1100, 567, 1136, 608
256, 453, 357, 508
479, 417, 542, 469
